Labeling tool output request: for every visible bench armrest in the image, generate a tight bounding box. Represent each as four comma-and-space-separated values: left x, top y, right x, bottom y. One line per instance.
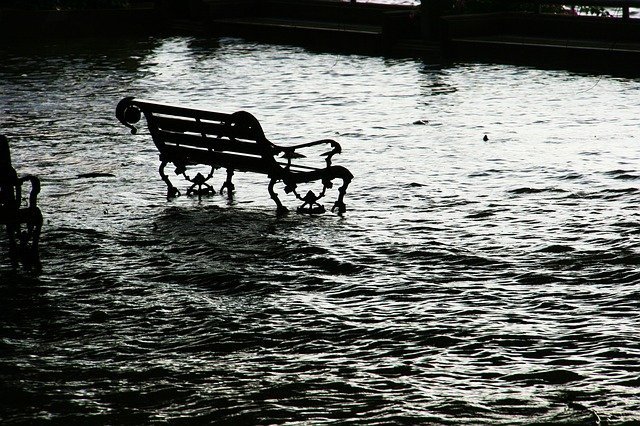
16, 175, 41, 209
116, 97, 142, 134
276, 139, 343, 167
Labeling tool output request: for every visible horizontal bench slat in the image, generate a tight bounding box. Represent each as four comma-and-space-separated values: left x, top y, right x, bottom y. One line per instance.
155, 130, 267, 156
152, 115, 225, 135
163, 145, 270, 174
134, 99, 231, 122
162, 144, 321, 175
150, 114, 263, 142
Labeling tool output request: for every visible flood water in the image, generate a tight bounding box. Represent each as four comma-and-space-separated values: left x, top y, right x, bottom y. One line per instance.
1, 35, 639, 424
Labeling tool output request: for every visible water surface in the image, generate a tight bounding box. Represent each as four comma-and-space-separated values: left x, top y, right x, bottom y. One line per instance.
1, 36, 639, 424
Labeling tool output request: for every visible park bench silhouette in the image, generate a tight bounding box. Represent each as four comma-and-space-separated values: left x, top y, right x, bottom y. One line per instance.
0, 135, 42, 271
116, 97, 353, 214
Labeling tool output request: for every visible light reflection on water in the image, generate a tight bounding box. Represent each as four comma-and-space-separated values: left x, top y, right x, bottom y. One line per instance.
1, 35, 639, 424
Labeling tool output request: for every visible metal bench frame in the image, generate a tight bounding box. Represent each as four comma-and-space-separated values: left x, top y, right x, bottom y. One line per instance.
0, 135, 43, 271
116, 97, 353, 214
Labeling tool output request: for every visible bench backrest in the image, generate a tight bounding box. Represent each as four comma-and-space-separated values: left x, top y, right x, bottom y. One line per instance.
0, 135, 40, 216
116, 98, 280, 174
0, 135, 18, 207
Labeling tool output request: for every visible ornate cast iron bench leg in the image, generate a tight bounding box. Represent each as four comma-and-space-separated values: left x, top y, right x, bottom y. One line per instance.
5, 222, 19, 270
268, 178, 288, 215
159, 160, 180, 200
220, 169, 235, 199
16, 177, 43, 271
15, 208, 42, 271
297, 190, 326, 214
332, 175, 352, 214
6, 220, 41, 271
185, 169, 215, 201
28, 214, 43, 271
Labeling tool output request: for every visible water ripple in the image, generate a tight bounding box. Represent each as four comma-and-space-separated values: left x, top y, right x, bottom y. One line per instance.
1, 35, 640, 424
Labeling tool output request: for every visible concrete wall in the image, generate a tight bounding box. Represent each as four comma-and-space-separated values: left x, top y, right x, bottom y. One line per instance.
203, 0, 417, 25
441, 11, 640, 42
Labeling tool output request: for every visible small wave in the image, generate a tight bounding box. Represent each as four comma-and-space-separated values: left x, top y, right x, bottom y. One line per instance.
604, 169, 638, 180
502, 369, 584, 385
436, 399, 494, 418
423, 334, 465, 348
466, 210, 495, 219
601, 187, 638, 197
559, 172, 583, 180
516, 273, 563, 285
509, 187, 567, 195
369, 364, 414, 377
537, 244, 575, 253
468, 171, 493, 177
306, 256, 362, 275
613, 174, 639, 180
488, 398, 541, 416
615, 378, 640, 387
609, 253, 640, 266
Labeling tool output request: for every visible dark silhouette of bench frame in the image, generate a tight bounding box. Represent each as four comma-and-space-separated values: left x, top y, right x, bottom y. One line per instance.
116, 97, 353, 214
0, 135, 43, 271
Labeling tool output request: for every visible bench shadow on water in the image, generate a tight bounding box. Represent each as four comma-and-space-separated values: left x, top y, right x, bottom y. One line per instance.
39, 199, 359, 294
1, 204, 379, 423
127, 205, 353, 293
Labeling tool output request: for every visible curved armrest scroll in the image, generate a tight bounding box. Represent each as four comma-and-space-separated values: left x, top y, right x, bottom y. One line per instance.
17, 175, 41, 208
276, 139, 342, 167
116, 97, 142, 135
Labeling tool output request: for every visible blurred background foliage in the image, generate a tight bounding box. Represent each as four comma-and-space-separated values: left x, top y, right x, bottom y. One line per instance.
443, 1, 609, 16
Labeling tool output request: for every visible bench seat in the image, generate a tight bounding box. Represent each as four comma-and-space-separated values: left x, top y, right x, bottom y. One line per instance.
116, 97, 353, 214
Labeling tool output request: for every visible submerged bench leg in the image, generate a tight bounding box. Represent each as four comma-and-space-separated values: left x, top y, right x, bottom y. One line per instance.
159, 161, 180, 200
5, 224, 19, 269
331, 174, 353, 214
30, 216, 42, 271
18, 217, 42, 272
268, 178, 288, 215
220, 169, 235, 199
5, 209, 42, 272
186, 172, 215, 201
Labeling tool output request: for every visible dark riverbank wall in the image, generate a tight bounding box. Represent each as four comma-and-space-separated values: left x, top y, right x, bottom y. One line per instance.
0, 5, 162, 38
200, 0, 423, 56
2, 0, 640, 75
441, 11, 640, 75
199, 0, 640, 74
